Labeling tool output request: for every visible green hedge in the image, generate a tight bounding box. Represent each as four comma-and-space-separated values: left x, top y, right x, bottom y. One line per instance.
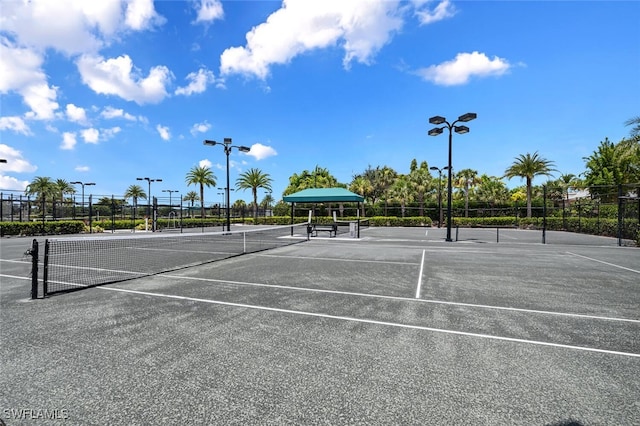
0, 221, 85, 236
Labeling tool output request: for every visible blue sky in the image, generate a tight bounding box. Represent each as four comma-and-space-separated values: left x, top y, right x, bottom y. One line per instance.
1, 0, 638, 206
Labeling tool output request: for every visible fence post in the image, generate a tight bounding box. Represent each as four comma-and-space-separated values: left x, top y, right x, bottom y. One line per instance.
617, 184, 623, 247
111, 195, 116, 233
542, 185, 547, 244
89, 194, 93, 234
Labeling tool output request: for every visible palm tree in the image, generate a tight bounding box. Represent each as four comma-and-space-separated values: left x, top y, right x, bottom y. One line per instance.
389, 176, 413, 218
349, 176, 372, 217
454, 169, 481, 217
408, 161, 432, 217
25, 176, 57, 216
124, 184, 146, 221
504, 152, 556, 217
182, 191, 199, 219
235, 168, 273, 221
625, 116, 640, 139
54, 179, 75, 218
185, 165, 216, 219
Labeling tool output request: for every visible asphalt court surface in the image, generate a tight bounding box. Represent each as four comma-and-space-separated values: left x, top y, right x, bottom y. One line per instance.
1, 226, 639, 425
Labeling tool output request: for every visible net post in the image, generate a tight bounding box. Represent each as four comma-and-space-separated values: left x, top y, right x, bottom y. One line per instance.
496, 227, 499, 243
29, 239, 39, 299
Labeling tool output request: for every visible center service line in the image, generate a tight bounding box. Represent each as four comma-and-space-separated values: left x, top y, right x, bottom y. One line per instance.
416, 249, 426, 299
99, 286, 640, 358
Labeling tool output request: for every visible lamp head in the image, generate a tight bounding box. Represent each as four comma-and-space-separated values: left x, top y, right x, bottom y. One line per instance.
429, 166, 438, 171
70, 181, 81, 185
454, 125, 469, 134
86, 183, 96, 186
223, 137, 232, 144
429, 116, 446, 125
203, 140, 217, 146
457, 112, 477, 122
428, 127, 444, 136
238, 146, 251, 153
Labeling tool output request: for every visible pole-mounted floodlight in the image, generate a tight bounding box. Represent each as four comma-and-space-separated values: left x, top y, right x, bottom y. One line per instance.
137, 177, 162, 229
427, 112, 477, 241
0, 159, 7, 163
70, 181, 95, 218
203, 137, 252, 232
458, 112, 477, 122
429, 116, 446, 125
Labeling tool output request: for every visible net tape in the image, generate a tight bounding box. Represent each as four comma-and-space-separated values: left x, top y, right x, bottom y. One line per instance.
43, 223, 308, 294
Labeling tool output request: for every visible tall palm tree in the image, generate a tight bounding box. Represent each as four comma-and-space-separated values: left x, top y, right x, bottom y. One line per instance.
454, 169, 481, 217
504, 152, 556, 217
124, 185, 146, 220
389, 176, 413, 218
55, 179, 75, 218
182, 191, 199, 219
349, 176, 372, 217
408, 161, 432, 216
235, 168, 272, 221
185, 165, 216, 219
25, 176, 57, 216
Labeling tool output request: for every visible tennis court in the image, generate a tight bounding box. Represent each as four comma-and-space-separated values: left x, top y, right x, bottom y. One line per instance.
1, 226, 639, 425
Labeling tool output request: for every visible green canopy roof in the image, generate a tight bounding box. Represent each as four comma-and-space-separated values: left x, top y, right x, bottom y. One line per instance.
283, 188, 364, 203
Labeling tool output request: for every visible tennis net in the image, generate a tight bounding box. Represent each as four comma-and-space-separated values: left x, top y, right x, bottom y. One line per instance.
31, 223, 309, 297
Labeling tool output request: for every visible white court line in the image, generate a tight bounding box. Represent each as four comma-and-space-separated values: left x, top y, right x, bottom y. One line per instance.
566, 252, 640, 274
160, 274, 640, 324
415, 250, 426, 299
98, 286, 640, 358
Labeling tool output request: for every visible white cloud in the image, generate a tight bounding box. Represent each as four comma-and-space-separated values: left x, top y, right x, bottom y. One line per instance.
194, 0, 224, 23
75, 165, 90, 172
125, 0, 166, 31
77, 54, 172, 105
246, 143, 277, 161
0, 174, 31, 191
220, 0, 403, 79
66, 103, 87, 124
0, 38, 59, 120
0, 144, 38, 173
102, 126, 121, 139
190, 121, 211, 136
101, 106, 137, 121
81, 128, 100, 144
199, 159, 213, 169
0, 116, 31, 135
157, 124, 171, 141
413, 0, 456, 25
416, 51, 511, 86
175, 68, 216, 96
61, 132, 77, 150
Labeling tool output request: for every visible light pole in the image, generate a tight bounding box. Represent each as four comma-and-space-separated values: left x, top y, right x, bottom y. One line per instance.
429, 166, 449, 228
162, 189, 179, 211
136, 177, 162, 219
428, 112, 477, 241
204, 138, 251, 231
70, 181, 95, 217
